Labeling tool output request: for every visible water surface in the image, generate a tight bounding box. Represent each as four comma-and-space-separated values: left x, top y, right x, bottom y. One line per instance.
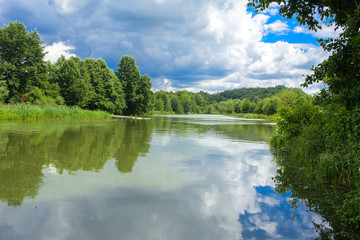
0, 115, 323, 239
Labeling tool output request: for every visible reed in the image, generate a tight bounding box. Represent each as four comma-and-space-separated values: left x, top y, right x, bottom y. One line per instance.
0, 104, 111, 120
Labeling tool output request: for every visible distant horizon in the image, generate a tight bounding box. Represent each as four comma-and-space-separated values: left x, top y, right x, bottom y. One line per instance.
1, 0, 339, 94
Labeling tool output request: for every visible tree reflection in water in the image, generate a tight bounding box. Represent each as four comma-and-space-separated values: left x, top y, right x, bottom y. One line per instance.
0, 119, 152, 206
272, 152, 359, 239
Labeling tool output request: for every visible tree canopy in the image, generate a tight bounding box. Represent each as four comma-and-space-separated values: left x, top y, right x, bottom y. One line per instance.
116, 56, 152, 115
0, 21, 47, 103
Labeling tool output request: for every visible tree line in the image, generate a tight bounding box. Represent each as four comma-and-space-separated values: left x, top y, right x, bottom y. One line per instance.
152, 87, 308, 116
0, 21, 152, 116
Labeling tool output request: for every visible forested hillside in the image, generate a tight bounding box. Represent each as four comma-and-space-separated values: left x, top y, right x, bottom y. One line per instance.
208, 85, 287, 102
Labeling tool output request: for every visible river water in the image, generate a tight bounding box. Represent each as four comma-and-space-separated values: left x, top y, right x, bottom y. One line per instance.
0, 115, 325, 239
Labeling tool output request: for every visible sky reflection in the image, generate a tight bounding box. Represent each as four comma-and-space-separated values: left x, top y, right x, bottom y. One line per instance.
0, 116, 322, 239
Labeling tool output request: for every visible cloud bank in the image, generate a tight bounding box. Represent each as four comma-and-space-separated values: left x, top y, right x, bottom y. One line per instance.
0, 0, 336, 93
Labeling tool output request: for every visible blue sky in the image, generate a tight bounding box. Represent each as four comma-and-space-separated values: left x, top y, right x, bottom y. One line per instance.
0, 0, 340, 93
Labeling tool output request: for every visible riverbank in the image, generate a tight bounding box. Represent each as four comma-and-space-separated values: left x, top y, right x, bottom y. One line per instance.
150, 110, 276, 120
0, 104, 111, 120
0, 105, 276, 121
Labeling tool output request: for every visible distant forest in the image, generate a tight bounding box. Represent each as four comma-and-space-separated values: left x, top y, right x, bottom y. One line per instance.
152, 86, 307, 116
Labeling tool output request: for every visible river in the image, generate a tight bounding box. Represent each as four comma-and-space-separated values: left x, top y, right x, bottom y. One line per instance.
0, 115, 326, 239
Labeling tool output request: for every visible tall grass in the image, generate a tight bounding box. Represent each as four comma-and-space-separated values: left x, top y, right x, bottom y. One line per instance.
0, 104, 111, 120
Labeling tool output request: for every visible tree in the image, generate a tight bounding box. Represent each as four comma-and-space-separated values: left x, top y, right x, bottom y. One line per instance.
0, 81, 9, 103
82, 58, 125, 114
55, 56, 93, 107
170, 95, 183, 113
262, 96, 279, 115
154, 90, 171, 112
276, 88, 308, 110
137, 75, 153, 114
154, 98, 164, 111
241, 98, 251, 113
206, 104, 216, 114
0, 21, 47, 103
180, 94, 192, 113
117, 56, 152, 115
218, 100, 235, 114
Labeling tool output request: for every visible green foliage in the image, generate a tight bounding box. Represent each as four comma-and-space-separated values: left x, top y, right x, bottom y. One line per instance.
117, 56, 152, 115
48, 56, 125, 114
206, 104, 216, 114
262, 96, 279, 115
180, 94, 193, 113
211, 85, 286, 102
154, 90, 171, 112
170, 95, 183, 114
28, 87, 57, 106
218, 100, 235, 114
82, 58, 125, 114
0, 80, 9, 103
0, 21, 47, 103
55, 56, 93, 107
137, 75, 153, 114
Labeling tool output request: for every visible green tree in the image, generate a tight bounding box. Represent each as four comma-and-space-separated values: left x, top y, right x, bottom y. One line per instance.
154, 90, 171, 112
56, 56, 93, 107
0, 21, 47, 103
180, 94, 192, 113
218, 100, 235, 114
137, 74, 153, 114
0, 81, 9, 103
117, 56, 152, 115
254, 100, 264, 114
262, 96, 279, 115
154, 97, 164, 111
170, 95, 183, 113
234, 100, 242, 113
82, 58, 125, 114
241, 98, 251, 113
276, 88, 308, 110
194, 93, 207, 112
206, 104, 216, 114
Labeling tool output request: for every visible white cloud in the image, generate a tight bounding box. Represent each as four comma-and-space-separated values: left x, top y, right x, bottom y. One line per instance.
44, 41, 76, 63
264, 20, 290, 34
261, 2, 280, 16
294, 24, 342, 39
152, 77, 177, 92
49, 0, 89, 14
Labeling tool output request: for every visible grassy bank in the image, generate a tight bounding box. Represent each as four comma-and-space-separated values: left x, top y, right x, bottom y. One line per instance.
0, 104, 111, 120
